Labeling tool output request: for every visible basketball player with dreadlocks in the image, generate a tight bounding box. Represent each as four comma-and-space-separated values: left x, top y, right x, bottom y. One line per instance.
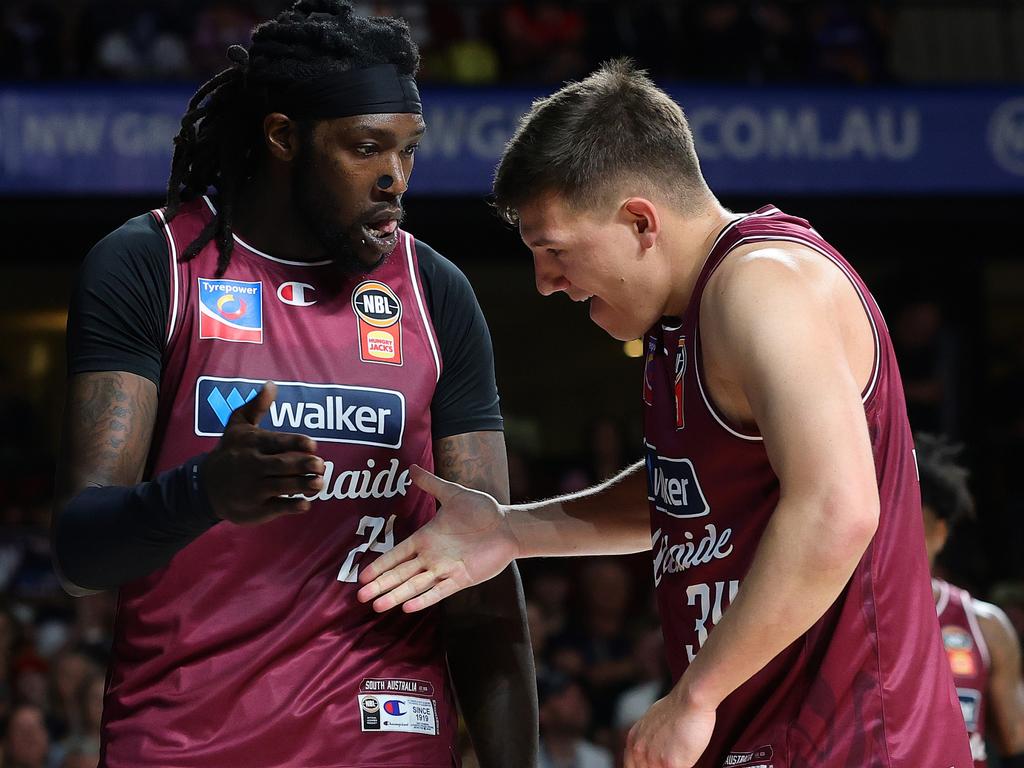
917, 434, 1024, 768
50, 2, 537, 767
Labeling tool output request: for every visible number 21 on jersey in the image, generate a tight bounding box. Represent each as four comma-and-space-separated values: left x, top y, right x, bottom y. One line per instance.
337, 515, 397, 583
686, 579, 740, 661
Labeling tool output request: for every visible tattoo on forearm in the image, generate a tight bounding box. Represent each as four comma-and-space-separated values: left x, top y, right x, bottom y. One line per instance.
66, 372, 157, 490
434, 432, 509, 502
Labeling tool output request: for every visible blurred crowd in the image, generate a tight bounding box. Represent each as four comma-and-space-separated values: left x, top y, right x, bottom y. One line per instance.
3, 0, 1021, 86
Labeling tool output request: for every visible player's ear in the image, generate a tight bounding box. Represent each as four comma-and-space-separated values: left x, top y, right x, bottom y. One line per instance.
623, 198, 660, 250
264, 113, 300, 162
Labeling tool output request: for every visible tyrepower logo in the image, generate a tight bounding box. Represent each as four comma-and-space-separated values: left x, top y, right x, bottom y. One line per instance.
645, 444, 710, 518
195, 376, 405, 448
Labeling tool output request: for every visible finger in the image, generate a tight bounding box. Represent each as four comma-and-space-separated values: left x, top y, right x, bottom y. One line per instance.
410, 464, 464, 504
254, 430, 318, 455
355, 559, 424, 604
264, 496, 312, 515
230, 381, 277, 427
371, 571, 441, 613
262, 452, 326, 477
402, 578, 463, 613
261, 475, 324, 497
358, 537, 418, 584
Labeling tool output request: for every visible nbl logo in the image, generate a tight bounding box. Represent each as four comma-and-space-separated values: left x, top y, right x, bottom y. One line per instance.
352, 281, 403, 365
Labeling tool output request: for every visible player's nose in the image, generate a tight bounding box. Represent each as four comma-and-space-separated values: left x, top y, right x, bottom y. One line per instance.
533, 253, 568, 296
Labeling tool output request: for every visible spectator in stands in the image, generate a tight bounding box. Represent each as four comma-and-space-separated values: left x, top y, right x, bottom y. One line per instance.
612, 626, 672, 768
3, 703, 51, 768
538, 670, 612, 768
549, 559, 635, 739
499, 0, 586, 82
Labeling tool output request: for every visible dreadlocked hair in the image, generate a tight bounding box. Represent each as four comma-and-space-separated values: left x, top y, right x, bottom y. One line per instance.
915, 432, 976, 526
164, 0, 419, 276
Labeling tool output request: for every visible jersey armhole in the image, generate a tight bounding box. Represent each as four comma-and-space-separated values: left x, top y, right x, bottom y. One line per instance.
404, 233, 442, 384
151, 208, 181, 349
693, 235, 883, 443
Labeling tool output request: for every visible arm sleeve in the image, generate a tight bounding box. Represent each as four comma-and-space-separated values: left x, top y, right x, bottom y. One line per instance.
66, 213, 170, 386
416, 239, 504, 439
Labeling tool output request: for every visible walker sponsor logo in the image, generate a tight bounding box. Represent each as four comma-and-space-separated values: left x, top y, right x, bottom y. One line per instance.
989, 97, 1024, 176
195, 377, 405, 448
198, 278, 263, 343
645, 446, 709, 518
652, 524, 734, 587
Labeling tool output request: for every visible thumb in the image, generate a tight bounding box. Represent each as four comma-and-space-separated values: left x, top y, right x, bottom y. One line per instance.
410, 464, 463, 504
231, 381, 277, 427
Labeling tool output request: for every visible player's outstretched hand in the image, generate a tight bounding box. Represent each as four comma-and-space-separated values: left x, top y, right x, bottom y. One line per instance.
356, 465, 520, 613
202, 381, 325, 524
624, 690, 716, 768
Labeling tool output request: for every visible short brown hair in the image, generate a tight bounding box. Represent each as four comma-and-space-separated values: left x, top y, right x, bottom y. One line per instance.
493, 58, 706, 225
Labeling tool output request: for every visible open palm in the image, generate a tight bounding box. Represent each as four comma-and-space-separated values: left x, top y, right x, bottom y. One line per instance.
356, 465, 520, 612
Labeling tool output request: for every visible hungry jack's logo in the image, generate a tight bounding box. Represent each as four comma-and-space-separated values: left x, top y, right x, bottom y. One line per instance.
352, 280, 403, 366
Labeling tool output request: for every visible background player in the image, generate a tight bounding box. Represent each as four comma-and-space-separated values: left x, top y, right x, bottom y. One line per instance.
50, 2, 537, 766
357, 59, 972, 767
918, 432, 1024, 767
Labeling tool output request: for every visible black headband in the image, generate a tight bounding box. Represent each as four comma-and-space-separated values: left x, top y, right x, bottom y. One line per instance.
265, 63, 421, 119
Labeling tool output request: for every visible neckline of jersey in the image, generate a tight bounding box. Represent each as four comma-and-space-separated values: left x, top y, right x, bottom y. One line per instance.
202, 195, 334, 267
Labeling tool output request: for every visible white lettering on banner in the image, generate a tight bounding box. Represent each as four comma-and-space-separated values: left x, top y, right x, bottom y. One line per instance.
419, 104, 531, 160
23, 113, 106, 156
690, 106, 919, 162
110, 112, 178, 157
298, 458, 411, 502
652, 525, 734, 587
989, 97, 1024, 176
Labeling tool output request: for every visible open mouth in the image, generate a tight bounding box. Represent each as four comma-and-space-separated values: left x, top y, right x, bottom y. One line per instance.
361, 214, 401, 251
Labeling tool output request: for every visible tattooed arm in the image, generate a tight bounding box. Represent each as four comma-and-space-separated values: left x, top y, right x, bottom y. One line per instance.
52, 376, 324, 594
435, 431, 539, 768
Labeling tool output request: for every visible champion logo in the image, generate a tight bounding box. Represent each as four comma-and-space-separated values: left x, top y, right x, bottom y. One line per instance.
277, 281, 316, 307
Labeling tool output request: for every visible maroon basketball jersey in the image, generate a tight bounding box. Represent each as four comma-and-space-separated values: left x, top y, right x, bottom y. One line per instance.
935, 579, 991, 767
642, 205, 971, 767
100, 198, 458, 768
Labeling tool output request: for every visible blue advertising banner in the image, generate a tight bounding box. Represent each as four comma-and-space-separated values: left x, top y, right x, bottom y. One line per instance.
2, 84, 1023, 195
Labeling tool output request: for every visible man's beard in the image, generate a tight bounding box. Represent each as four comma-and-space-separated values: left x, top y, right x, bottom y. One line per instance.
291, 149, 384, 277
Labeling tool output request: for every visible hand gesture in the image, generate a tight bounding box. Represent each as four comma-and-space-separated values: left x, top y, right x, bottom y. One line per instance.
356, 465, 520, 612
624, 691, 716, 768
202, 382, 325, 524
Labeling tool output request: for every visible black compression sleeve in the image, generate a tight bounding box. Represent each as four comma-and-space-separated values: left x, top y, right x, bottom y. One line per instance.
416, 239, 503, 438
67, 213, 169, 386
54, 456, 221, 591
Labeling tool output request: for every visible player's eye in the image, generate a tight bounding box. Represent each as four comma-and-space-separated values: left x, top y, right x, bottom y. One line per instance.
355, 144, 378, 157
403, 144, 419, 156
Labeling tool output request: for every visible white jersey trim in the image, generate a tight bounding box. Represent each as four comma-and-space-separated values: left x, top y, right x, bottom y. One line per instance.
202, 195, 333, 267
153, 208, 180, 346
404, 233, 441, 384
964, 593, 992, 670
693, 230, 883, 442
934, 578, 951, 617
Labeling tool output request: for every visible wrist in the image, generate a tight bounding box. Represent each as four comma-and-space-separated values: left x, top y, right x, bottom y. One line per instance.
672, 672, 722, 714
500, 504, 525, 559
186, 454, 220, 525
